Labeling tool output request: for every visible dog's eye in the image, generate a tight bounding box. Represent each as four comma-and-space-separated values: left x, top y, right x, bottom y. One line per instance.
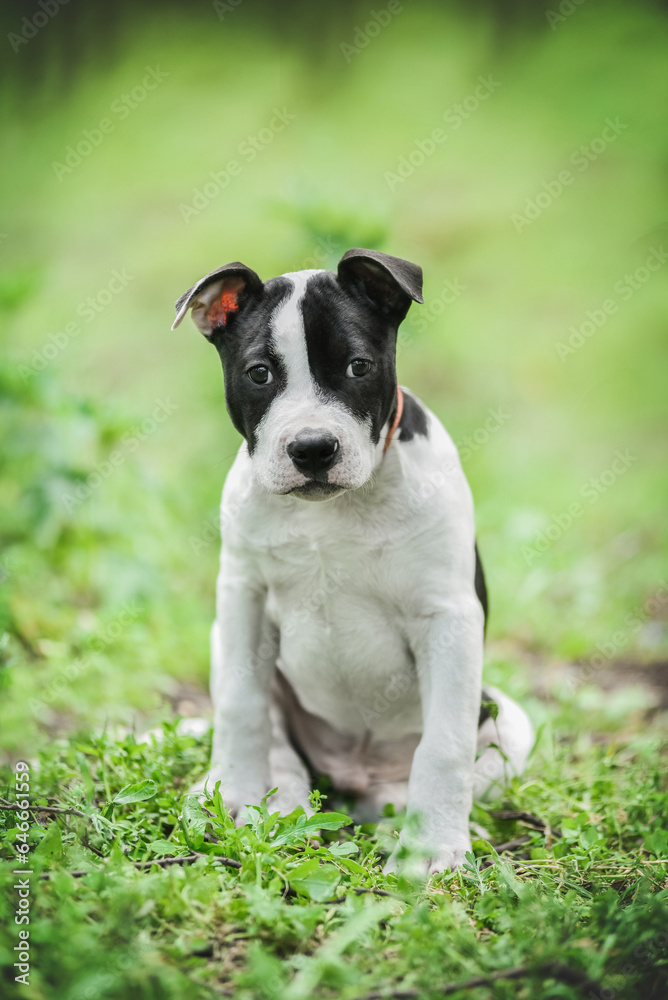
247, 365, 273, 385
346, 358, 371, 377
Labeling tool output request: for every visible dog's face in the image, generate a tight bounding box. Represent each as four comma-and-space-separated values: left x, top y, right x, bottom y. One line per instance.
173, 249, 423, 499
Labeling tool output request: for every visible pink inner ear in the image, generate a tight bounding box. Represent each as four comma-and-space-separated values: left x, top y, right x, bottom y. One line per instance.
206, 276, 244, 327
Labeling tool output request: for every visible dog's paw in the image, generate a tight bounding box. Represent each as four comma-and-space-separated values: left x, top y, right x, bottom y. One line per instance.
384, 838, 471, 878
187, 775, 311, 825
187, 773, 247, 820
426, 844, 471, 874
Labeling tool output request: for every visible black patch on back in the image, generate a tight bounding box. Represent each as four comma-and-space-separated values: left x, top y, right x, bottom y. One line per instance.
212, 276, 292, 452
475, 543, 490, 727
299, 272, 400, 443
397, 390, 429, 443
475, 542, 488, 633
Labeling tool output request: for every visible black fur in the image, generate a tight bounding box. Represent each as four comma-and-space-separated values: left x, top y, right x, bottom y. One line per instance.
300, 271, 401, 445
175, 250, 424, 455
338, 248, 424, 322
474, 542, 488, 629
475, 543, 490, 727
212, 277, 292, 452
397, 390, 429, 443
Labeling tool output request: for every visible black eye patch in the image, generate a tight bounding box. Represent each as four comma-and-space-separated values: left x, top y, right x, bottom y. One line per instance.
299, 272, 399, 443
214, 277, 291, 450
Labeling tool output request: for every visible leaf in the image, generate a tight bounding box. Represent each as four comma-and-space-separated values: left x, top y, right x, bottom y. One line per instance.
272, 811, 351, 846
290, 862, 341, 901
561, 819, 580, 841
34, 822, 63, 862
287, 858, 319, 880
327, 841, 359, 857
471, 838, 495, 857
335, 856, 367, 875
579, 824, 603, 850
113, 780, 158, 805
150, 839, 187, 857
643, 828, 668, 856
180, 795, 208, 850
90, 812, 115, 840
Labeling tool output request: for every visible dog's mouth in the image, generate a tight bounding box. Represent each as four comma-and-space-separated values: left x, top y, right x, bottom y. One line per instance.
289, 481, 347, 502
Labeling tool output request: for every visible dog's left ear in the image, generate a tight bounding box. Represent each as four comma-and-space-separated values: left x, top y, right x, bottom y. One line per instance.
337, 248, 424, 322
171, 262, 263, 337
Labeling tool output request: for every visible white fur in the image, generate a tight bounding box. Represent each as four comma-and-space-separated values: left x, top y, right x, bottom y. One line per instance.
182, 266, 535, 874
201, 393, 534, 875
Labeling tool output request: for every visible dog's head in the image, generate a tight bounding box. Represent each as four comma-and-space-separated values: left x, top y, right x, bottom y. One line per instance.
172, 249, 423, 500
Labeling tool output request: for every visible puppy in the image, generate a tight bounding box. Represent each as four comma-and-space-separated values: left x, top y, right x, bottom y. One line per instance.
173, 249, 533, 874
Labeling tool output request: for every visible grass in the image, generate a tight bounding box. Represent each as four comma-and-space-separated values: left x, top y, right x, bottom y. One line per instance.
1, 1, 667, 996
0, 712, 666, 998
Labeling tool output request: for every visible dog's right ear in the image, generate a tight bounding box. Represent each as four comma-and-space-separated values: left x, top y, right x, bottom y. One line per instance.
172, 262, 263, 338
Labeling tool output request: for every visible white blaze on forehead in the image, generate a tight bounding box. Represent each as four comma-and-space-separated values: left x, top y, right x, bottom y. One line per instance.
271, 270, 326, 398
249, 267, 376, 496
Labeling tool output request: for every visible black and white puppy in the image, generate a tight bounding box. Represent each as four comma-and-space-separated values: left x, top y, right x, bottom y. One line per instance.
173, 249, 533, 874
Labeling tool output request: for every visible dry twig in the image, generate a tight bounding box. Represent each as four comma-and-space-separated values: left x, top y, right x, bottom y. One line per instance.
361, 960, 602, 998
39, 852, 242, 880
0, 796, 86, 818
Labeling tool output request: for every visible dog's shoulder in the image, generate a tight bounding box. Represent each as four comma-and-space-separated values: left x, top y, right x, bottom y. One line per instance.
397, 387, 430, 444
394, 389, 469, 491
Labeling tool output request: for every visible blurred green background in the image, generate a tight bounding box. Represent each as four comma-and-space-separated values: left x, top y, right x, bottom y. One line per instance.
1, 0, 667, 755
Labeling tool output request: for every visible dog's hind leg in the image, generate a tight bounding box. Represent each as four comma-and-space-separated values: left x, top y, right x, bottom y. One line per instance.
473, 687, 534, 800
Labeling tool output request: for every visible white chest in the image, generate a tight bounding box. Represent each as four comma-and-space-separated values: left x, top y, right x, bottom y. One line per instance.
221, 417, 475, 738
259, 524, 421, 736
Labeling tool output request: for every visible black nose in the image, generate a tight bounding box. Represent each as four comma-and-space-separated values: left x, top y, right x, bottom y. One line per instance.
287, 429, 339, 476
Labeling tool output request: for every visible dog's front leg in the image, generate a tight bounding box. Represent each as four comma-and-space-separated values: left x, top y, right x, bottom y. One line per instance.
386, 599, 484, 875
206, 550, 276, 821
